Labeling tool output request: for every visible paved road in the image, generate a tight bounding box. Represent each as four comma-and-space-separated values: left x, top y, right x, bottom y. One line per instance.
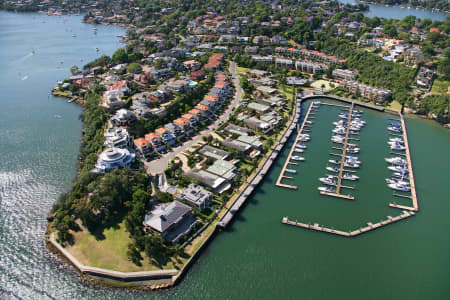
145, 61, 243, 174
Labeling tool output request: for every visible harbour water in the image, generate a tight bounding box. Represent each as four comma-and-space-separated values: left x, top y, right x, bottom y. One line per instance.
339, 0, 449, 21
1, 11, 450, 300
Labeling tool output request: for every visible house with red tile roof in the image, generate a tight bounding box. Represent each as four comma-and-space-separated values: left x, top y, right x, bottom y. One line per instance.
145, 132, 166, 153
134, 138, 154, 159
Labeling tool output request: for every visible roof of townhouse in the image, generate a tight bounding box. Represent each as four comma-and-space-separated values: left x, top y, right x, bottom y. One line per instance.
205, 95, 218, 101
214, 82, 226, 89
145, 132, 160, 141
189, 109, 200, 115
196, 104, 210, 111
174, 118, 189, 126
134, 137, 150, 148
155, 127, 168, 135
182, 113, 194, 120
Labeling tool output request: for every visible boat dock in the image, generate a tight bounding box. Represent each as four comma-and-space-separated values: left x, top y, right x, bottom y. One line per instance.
282, 210, 416, 237
388, 114, 418, 211
320, 103, 356, 200
275, 102, 315, 190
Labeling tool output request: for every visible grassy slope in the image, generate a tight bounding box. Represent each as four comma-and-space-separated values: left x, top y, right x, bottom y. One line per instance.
65, 221, 186, 272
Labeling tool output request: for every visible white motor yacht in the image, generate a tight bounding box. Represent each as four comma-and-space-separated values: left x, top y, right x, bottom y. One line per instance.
385, 157, 407, 165
292, 156, 305, 161
318, 186, 336, 193
319, 176, 337, 186
285, 169, 297, 174
326, 166, 339, 173
388, 165, 408, 173
343, 173, 359, 181
388, 182, 411, 192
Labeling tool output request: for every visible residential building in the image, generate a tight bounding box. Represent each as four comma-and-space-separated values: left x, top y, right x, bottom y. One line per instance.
199, 145, 230, 160
134, 138, 154, 159
224, 124, 252, 136
104, 128, 132, 149
94, 148, 135, 172
111, 109, 137, 127
332, 69, 357, 81
177, 184, 213, 211
155, 127, 178, 147
247, 102, 271, 113
244, 117, 272, 134
165, 122, 185, 140
206, 159, 236, 181
186, 168, 231, 193
143, 201, 197, 243
165, 79, 190, 93
173, 118, 194, 136
145, 132, 167, 153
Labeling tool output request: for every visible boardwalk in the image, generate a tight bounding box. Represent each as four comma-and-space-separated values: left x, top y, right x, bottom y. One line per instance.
275, 102, 315, 189
282, 210, 416, 237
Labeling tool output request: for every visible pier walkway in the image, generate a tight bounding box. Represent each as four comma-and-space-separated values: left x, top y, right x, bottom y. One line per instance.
275, 102, 316, 190
320, 103, 355, 200
282, 210, 416, 237
389, 114, 419, 211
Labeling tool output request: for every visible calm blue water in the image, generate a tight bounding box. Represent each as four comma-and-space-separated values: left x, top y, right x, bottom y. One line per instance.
340, 0, 449, 21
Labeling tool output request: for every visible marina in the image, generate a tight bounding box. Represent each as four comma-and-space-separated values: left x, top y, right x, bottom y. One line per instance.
274, 96, 420, 238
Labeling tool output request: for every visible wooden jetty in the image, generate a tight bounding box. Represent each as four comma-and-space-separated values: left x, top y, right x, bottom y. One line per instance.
282, 210, 416, 237
398, 114, 419, 211
275, 102, 315, 189
321, 103, 356, 200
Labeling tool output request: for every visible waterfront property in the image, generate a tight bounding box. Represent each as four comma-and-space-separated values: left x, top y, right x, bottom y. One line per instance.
94, 147, 135, 172
143, 201, 198, 243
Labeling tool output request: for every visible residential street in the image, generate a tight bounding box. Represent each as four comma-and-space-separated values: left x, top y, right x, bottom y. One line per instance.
145, 61, 243, 175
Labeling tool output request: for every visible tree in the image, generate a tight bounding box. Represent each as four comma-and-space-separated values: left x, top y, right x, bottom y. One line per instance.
112, 48, 128, 64
127, 243, 142, 266
127, 62, 142, 74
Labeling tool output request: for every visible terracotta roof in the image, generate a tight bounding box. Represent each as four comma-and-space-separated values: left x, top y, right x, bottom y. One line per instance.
174, 118, 189, 125
182, 113, 193, 119
109, 80, 127, 91
134, 138, 150, 147
145, 132, 160, 141
189, 109, 200, 115
196, 104, 209, 111
155, 127, 167, 135
205, 95, 218, 101
430, 27, 439, 33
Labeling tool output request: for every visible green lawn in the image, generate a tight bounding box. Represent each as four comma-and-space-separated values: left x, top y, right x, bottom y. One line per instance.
311, 80, 339, 92
431, 79, 450, 95
236, 66, 251, 74
66, 221, 185, 272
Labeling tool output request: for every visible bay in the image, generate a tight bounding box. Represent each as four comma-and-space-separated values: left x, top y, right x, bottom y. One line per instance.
339, 0, 449, 21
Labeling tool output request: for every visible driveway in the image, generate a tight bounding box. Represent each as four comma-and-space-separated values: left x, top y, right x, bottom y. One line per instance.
145, 61, 243, 175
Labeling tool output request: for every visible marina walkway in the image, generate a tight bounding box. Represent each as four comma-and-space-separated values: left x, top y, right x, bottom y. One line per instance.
388, 114, 419, 211
320, 103, 355, 200
282, 210, 416, 237
275, 102, 315, 190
